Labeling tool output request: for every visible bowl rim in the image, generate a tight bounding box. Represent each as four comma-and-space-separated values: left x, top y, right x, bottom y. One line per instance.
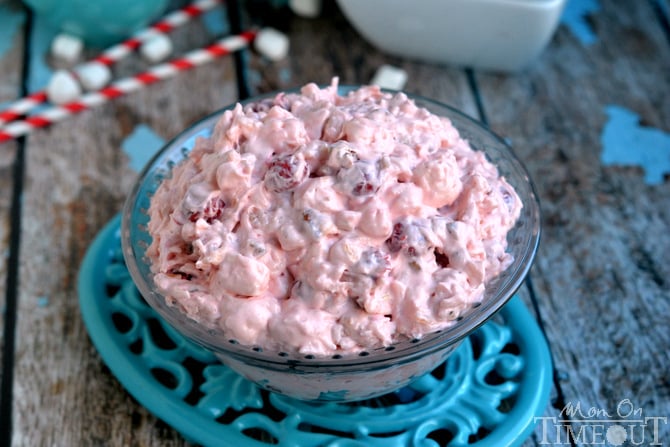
121, 84, 541, 369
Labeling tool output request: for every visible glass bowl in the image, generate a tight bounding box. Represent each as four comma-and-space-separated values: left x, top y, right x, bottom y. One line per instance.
121, 87, 541, 402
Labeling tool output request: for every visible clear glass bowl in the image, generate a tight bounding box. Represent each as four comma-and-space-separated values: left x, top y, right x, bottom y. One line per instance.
121, 87, 541, 402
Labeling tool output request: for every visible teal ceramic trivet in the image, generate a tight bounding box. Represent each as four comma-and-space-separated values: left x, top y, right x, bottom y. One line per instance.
79, 215, 552, 447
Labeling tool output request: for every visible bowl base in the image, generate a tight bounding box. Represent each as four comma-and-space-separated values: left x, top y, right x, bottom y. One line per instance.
79, 215, 552, 447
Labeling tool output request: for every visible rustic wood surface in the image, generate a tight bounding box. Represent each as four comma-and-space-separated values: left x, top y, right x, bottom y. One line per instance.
0, 0, 668, 446
0, 0, 25, 425
475, 1, 670, 444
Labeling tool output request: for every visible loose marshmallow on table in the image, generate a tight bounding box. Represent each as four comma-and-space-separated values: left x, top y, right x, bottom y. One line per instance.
51, 33, 84, 64
289, 0, 322, 18
46, 70, 82, 105
75, 62, 112, 91
254, 28, 290, 61
140, 34, 174, 63
371, 64, 408, 91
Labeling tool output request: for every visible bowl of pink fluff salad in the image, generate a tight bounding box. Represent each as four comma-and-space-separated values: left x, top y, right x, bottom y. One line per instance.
121, 80, 540, 402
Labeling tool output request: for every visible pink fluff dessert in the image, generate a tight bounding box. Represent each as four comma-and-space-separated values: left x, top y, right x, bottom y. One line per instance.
146, 79, 522, 357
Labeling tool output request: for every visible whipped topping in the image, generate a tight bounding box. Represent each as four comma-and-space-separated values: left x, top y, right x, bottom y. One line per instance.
146, 79, 522, 356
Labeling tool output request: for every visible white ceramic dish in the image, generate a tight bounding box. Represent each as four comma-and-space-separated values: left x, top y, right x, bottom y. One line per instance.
336, 0, 566, 72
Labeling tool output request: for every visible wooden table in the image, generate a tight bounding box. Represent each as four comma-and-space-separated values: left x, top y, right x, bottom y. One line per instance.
0, 0, 668, 445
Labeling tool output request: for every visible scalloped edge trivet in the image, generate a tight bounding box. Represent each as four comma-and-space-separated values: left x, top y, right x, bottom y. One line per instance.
79, 215, 552, 447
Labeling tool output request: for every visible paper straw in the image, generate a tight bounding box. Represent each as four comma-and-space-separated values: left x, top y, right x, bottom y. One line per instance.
92, 0, 222, 65
0, 0, 222, 126
0, 30, 257, 145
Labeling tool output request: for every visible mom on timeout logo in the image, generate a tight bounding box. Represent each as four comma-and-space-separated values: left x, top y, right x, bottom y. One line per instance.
534, 399, 668, 445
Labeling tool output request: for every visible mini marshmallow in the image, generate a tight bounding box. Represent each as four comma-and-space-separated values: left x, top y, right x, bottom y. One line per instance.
370, 64, 408, 91
46, 70, 82, 105
140, 34, 173, 63
51, 33, 84, 64
289, 0, 322, 18
75, 62, 112, 91
254, 28, 290, 62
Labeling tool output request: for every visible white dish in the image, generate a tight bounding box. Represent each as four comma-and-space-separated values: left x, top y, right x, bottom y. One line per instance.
336, 0, 566, 72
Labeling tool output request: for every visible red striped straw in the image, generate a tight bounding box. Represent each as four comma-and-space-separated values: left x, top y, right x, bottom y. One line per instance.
0, 0, 222, 126
0, 30, 257, 145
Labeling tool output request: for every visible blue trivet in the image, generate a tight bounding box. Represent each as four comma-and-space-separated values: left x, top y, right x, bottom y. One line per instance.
79, 215, 552, 447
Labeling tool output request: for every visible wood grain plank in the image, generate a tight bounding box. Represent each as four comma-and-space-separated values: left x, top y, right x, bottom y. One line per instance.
476, 0, 670, 444
10, 15, 237, 446
0, 0, 26, 393
246, 4, 478, 118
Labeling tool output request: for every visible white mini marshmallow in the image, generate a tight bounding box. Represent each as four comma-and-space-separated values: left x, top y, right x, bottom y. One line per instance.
51, 33, 84, 64
47, 70, 82, 105
254, 28, 290, 62
140, 34, 173, 63
75, 62, 112, 91
289, 0, 322, 18
370, 64, 408, 91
